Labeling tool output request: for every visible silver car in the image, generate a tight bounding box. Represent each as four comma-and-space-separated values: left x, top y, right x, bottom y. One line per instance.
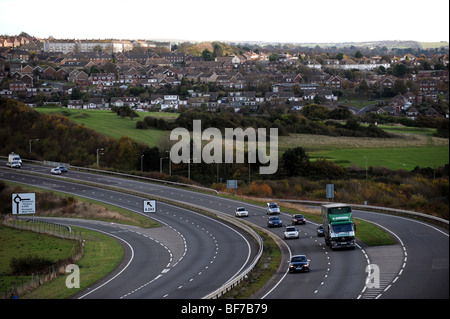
51, 167, 62, 175
235, 207, 249, 217
284, 226, 299, 239
266, 202, 280, 215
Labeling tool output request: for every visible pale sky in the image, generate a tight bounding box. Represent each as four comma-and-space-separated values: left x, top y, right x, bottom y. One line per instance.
1, 0, 449, 44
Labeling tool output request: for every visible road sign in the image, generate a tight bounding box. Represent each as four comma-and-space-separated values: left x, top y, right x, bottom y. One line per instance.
326, 184, 334, 200
227, 180, 237, 189
143, 200, 156, 213
12, 193, 36, 215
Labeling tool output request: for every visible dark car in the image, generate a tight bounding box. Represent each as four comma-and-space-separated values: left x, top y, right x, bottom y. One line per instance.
288, 255, 310, 273
292, 214, 306, 225
267, 216, 282, 228
317, 224, 324, 237
56, 166, 68, 172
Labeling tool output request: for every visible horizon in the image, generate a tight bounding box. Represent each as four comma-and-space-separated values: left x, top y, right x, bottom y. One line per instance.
1, 0, 448, 45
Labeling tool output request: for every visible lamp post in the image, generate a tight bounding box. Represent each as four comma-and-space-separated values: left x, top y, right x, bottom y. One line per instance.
166, 151, 171, 176
160, 157, 168, 174
97, 148, 104, 167
364, 155, 368, 180
141, 154, 144, 172
188, 158, 197, 180
29, 139, 39, 154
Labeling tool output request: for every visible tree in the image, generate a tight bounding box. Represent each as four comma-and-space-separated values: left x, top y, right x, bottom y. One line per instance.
392, 79, 407, 95
301, 104, 330, 120
269, 53, 279, 62
335, 53, 344, 61
355, 50, 363, 59
202, 49, 215, 61
392, 63, 408, 77
357, 79, 369, 94
281, 147, 310, 176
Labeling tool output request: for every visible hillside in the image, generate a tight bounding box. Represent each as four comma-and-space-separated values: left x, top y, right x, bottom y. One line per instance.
0, 98, 159, 171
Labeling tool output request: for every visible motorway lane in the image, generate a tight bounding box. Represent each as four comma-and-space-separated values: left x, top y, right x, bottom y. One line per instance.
67, 165, 372, 299
3, 163, 449, 298
0, 164, 375, 299
353, 209, 449, 299
0, 167, 257, 299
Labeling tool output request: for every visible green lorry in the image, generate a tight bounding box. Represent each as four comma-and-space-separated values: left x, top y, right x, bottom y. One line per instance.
321, 203, 356, 250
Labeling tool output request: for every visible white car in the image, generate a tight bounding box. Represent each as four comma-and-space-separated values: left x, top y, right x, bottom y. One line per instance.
51, 167, 62, 175
7, 161, 21, 168
266, 202, 280, 215
235, 207, 249, 217
284, 226, 299, 239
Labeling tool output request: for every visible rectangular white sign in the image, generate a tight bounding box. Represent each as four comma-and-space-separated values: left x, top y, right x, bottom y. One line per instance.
143, 200, 156, 213
12, 193, 36, 215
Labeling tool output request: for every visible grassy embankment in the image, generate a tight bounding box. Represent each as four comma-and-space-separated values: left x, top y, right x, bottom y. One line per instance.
0, 181, 155, 299
36, 107, 449, 171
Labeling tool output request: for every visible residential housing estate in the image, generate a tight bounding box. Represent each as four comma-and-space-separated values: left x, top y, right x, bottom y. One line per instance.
0, 34, 448, 119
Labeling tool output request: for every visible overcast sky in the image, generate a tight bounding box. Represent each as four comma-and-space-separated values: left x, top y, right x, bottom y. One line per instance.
1, 0, 449, 43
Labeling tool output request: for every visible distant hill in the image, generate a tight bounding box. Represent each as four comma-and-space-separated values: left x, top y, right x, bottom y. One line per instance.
293, 40, 449, 49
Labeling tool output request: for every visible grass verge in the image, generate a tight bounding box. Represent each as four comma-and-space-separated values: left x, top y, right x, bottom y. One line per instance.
221, 226, 281, 299
20, 226, 123, 299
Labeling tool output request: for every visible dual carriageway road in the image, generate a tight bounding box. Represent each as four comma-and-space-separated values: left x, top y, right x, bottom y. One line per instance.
0, 162, 448, 299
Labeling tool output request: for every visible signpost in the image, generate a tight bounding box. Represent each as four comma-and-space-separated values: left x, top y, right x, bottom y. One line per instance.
227, 180, 237, 195
326, 184, 334, 201
143, 200, 156, 213
12, 193, 36, 215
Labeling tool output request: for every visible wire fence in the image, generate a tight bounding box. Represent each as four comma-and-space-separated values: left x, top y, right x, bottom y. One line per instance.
1, 217, 84, 299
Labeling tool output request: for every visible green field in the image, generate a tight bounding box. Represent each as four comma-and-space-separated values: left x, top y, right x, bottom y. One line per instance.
36, 107, 174, 147
280, 130, 449, 170
36, 107, 449, 170
311, 146, 449, 170
0, 223, 78, 296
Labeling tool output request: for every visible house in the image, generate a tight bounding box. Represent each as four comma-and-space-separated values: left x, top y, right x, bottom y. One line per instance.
406, 107, 419, 119
326, 75, 345, 89
22, 65, 34, 74
425, 107, 440, 118
265, 91, 295, 105
85, 98, 105, 109
378, 75, 396, 91
9, 80, 26, 92
160, 52, 186, 63
111, 96, 140, 108
20, 74, 33, 87
90, 73, 116, 86
68, 100, 84, 109
67, 70, 89, 83
43, 66, 56, 80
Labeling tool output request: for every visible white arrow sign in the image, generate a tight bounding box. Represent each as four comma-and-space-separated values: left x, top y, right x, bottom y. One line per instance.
143, 200, 156, 213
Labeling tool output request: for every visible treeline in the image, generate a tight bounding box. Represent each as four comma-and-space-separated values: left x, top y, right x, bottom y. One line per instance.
0, 98, 159, 171
228, 172, 449, 220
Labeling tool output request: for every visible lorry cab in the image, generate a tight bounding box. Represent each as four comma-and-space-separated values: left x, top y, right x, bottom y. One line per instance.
321, 203, 356, 250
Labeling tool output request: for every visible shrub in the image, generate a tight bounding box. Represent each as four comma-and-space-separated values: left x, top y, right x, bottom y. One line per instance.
10, 255, 55, 275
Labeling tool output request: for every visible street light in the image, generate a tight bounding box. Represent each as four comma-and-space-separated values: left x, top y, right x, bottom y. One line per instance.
97, 148, 104, 167
29, 139, 39, 154
364, 155, 368, 180
188, 158, 197, 180
141, 154, 144, 172
166, 151, 171, 175
160, 157, 168, 174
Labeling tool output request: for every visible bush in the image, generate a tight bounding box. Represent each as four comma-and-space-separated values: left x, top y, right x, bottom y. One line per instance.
10, 255, 55, 275
136, 120, 148, 129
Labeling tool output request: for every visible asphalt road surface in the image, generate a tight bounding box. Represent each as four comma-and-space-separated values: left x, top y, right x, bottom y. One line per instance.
1, 162, 448, 299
